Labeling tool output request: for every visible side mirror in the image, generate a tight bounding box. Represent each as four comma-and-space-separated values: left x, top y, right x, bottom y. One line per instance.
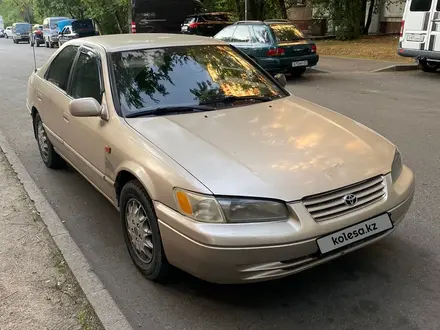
274, 73, 287, 87
69, 98, 102, 117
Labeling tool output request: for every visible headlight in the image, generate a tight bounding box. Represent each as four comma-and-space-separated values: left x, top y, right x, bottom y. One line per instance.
174, 189, 289, 223
391, 149, 403, 182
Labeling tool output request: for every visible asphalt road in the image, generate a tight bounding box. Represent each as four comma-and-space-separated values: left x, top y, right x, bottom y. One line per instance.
0, 38, 439, 330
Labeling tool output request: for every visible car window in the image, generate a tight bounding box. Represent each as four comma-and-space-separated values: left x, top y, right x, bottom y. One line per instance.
70, 52, 102, 103
437, 0, 440, 10
184, 17, 196, 24
215, 26, 236, 41
64, 27, 71, 34
231, 25, 251, 42
200, 14, 230, 22
46, 45, 78, 91
72, 19, 94, 30
111, 45, 286, 116
410, 0, 432, 11
270, 24, 305, 42
252, 25, 271, 44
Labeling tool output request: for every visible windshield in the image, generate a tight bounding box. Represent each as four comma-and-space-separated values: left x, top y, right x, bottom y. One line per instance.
270, 24, 306, 42
15, 24, 30, 33
72, 19, 94, 30
111, 45, 286, 116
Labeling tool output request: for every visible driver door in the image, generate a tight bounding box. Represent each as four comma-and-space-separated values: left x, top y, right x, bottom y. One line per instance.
63, 46, 114, 199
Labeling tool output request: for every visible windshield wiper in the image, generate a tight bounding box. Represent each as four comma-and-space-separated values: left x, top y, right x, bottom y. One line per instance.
200, 95, 274, 105
125, 105, 216, 118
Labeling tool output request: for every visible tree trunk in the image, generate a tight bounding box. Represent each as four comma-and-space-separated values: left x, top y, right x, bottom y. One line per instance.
277, 0, 288, 19
364, 0, 375, 34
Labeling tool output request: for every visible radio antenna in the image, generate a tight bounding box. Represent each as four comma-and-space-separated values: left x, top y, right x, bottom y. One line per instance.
32, 39, 37, 73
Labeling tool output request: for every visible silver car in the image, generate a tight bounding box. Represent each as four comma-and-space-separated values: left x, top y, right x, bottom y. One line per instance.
26, 34, 415, 284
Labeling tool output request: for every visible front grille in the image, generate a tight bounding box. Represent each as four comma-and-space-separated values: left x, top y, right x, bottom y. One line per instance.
303, 176, 386, 221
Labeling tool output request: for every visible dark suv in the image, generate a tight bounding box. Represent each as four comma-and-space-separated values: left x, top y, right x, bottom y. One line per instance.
181, 12, 233, 36
214, 20, 319, 77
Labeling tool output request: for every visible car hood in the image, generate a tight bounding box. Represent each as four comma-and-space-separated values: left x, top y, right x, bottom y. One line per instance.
126, 96, 395, 201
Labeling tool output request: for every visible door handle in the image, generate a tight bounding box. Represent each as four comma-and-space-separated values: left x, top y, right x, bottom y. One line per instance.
63, 112, 69, 123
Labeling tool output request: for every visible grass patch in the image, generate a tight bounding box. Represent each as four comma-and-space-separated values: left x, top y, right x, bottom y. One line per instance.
316, 35, 413, 62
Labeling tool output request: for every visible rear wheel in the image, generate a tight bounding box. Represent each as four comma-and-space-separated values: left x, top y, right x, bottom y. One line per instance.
34, 113, 65, 169
418, 59, 439, 72
120, 180, 171, 282
289, 67, 306, 77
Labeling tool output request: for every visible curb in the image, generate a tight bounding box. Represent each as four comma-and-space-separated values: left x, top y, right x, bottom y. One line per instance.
371, 64, 418, 72
0, 130, 133, 330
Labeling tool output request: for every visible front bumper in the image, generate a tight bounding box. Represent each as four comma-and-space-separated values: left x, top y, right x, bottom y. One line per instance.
15, 35, 29, 41
157, 166, 414, 284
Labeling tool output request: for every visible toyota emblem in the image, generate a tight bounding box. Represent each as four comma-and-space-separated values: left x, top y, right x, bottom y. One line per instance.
343, 194, 357, 206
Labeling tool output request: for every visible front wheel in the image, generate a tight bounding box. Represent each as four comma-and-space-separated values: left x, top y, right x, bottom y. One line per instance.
289, 67, 306, 77
120, 180, 171, 282
34, 113, 65, 169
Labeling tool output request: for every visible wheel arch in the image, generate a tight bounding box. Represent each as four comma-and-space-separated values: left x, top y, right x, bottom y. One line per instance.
114, 164, 156, 207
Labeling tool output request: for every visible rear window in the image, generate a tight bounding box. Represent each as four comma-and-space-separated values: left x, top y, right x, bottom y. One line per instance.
200, 14, 231, 22
270, 24, 305, 42
410, 0, 432, 11
72, 19, 94, 30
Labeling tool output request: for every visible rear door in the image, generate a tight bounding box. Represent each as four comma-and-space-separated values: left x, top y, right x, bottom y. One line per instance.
401, 0, 433, 50
426, 0, 440, 51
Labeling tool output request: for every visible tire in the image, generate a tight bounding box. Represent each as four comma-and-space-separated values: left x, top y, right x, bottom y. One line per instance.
5, 35, 8, 39
49, 41, 54, 48
289, 67, 306, 77
36, 43, 40, 47
418, 60, 439, 73
45, 40, 49, 48
34, 113, 65, 169
120, 180, 171, 282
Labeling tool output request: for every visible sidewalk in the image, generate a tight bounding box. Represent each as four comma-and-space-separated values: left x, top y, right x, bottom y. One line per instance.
0, 149, 103, 330
314, 56, 417, 73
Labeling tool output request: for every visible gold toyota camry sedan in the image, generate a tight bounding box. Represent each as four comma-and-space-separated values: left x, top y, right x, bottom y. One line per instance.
26, 34, 415, 284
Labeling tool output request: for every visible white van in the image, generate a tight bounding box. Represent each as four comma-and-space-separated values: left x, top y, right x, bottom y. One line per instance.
398, 0, 440, 71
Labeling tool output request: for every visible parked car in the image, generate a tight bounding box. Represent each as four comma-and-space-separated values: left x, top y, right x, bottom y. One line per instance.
181, 12, 233, 36
42, 16, 69, 48
26, 34, 414, 284
0, 29, 4, 38
130, 0, 204, 33
59, 19, 97, 45
214, 20, 319, 77
4, 26, 12, 38
398, 0, 440, 72
12, 22, 31, 43
30, 24, 44, 47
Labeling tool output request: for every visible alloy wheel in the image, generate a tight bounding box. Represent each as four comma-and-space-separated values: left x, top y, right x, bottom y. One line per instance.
37, 120, 49, 162
125, 198, 154, 264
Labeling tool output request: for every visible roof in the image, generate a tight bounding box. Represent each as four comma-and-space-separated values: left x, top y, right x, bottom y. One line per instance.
75, 33, 226, 52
